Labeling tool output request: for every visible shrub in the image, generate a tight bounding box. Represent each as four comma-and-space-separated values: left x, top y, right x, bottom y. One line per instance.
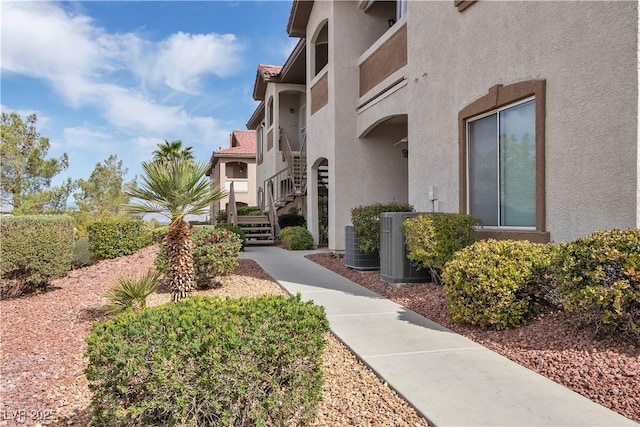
104, 270, 160, 315
403, 213, 481, 284
72, 238, 94, 269
149, 224, 169, 243
87, 218, 149, 261
351, 202, 414, 254
442, 239, 557, 330
0, 215, 74, 298
216, 209, 228, 223
192, 227, 243, 288
551, 228, 640, 336
278, 209, 307, 230
281, 226, 314, 250
216, 223, 247, 251
156, 226, 243, 288
85, 294, 329, 427
237, 205, 261, 216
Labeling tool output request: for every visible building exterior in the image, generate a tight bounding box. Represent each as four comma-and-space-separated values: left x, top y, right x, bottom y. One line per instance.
252, 0, 639, 250
207, 130, 257, 223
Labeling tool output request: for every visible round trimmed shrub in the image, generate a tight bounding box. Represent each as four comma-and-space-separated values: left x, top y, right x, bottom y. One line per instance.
552, 228, 640, 336
280, 226, 313, 250
192, 227, 243, 288
442, 239, 557, 330
403, 213, 481, 284
215, 223, 247, 251
85, 294, 329, 427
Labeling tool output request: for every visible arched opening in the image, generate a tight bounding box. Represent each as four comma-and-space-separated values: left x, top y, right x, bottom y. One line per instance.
313, 157, 329, 247
225, 161, 248, 179
312, 21, 328, 76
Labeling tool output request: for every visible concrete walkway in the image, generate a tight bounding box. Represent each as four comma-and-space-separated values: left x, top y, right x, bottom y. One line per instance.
241, 246, 637, 427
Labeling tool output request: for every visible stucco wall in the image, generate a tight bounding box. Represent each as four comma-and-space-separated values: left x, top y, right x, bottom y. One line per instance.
407, 0, 638, 242
303, 0, 414, 250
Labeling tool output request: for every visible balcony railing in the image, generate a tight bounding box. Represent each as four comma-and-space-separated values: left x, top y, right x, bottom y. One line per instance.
358, 22, 407, 101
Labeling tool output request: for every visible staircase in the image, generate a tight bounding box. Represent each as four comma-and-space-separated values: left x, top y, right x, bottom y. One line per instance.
230, 131, 315, 247
226, 182, 275, 246
236, 215, 274, 245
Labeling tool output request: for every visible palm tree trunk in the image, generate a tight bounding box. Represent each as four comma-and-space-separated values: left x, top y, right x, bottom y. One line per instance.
165, 220, 195, 301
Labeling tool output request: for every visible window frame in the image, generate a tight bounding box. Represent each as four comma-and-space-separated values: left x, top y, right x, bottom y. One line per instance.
466, 96, 536, 230
458, 80, 549, 242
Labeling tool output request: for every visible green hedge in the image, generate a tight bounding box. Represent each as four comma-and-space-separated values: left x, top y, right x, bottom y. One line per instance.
403, 213, 480, 284
0, 215, 75, 297
85, 294, 329, 426
552, 228, 640, 336
442, 239, 556, 330
351, 202, 413, 254
87, 219, 150, 261
281, 226, 314, 250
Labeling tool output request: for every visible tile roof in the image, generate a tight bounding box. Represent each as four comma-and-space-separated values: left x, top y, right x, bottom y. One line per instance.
258, 64, 282, 79
215, 130, 256, 155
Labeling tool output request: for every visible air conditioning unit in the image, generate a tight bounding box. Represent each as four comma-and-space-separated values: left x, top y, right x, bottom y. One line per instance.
345, 224, 380, 270
380, 212, 431, 285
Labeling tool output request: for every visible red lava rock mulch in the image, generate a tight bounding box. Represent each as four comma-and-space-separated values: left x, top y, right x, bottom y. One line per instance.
306, 252, 640, 423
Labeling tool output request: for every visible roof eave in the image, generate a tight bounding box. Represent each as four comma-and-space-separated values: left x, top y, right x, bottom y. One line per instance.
287, 0, 313, 37
246, 101, 265, 130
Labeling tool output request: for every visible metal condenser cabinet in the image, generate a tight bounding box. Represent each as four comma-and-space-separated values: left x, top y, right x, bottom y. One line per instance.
380, 212, 431, 284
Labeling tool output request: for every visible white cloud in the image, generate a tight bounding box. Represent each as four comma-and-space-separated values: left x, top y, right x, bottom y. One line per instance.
63, 126, 113, 150
2, 3, 91, 76
0, 105, 52, 130
150, 32, 244, 93
1, 1, 243, 137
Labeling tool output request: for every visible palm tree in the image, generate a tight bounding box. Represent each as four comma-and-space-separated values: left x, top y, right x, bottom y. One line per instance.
123, 160, 226, 301
152, 140, 195, 164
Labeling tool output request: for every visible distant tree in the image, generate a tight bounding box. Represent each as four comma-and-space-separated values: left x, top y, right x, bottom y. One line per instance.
152, 140, 195, 164
74, 154, 136, 216
0, 112, 72, 213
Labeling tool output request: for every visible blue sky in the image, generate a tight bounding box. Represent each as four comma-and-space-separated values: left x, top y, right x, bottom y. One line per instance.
1, 0, 295, 198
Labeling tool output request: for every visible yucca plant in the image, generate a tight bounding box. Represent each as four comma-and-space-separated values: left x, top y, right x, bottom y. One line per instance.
104, 269, 161, 315
123, 159, 226, 301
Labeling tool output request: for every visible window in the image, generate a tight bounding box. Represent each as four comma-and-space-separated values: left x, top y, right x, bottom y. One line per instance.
313, 22, 328, 76
257, 126, 264, 164
459, 80, 548, 241
467, 99, 535, 227
267, 97, 274, 127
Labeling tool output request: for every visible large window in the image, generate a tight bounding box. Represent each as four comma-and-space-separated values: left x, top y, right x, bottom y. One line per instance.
468, 98, 535, 227
459, 80, 548, 242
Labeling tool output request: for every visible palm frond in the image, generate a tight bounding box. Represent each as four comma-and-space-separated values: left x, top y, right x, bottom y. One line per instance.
104, 269, 160, 315
122, 160, 226, 222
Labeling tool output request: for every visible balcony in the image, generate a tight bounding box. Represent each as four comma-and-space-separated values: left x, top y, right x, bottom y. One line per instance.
358, 20, 407, 107
225, 179, 249, 193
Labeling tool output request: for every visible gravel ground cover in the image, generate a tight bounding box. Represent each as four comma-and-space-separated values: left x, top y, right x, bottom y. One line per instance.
0, 246, 428, 427
306, 252, 640, 423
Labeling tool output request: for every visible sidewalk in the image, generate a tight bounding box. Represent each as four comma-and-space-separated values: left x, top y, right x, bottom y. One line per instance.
241, 246, 637, 427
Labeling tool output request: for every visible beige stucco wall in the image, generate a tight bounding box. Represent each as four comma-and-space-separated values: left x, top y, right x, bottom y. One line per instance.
213, 158, 257, 218
256, 83, 306, 197
305, 1, 412, 250
406, 0, 638, 242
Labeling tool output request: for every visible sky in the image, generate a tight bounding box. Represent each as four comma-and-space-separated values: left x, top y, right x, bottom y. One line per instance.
1, 0, 296, 204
